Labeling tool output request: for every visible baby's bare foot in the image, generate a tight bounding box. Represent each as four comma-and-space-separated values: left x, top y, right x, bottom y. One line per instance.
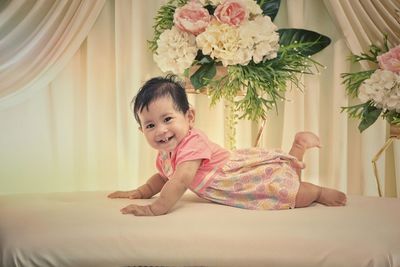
294, 131, 322, 150
318, 187, 347, 206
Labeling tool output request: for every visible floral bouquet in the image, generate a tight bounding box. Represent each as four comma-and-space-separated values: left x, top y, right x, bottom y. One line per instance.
341, 37, 400, 132
149, 0, 331, 121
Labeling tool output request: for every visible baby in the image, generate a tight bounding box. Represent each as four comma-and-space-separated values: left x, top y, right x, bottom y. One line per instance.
108, 75, 346, 216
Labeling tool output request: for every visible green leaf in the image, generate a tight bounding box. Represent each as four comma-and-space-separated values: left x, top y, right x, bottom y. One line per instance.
257, 0, 280, 21
341, 70, 374, 98
383, 110, 400, 126
349, 35, 389, 64
196, 54, 213, 64
190, 63, 216, 89
278, 28, 331, 56
341, 102, 367, 119
358, 105, 381, 132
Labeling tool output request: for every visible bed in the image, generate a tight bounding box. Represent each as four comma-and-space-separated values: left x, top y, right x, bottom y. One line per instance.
0, 191, 399, 267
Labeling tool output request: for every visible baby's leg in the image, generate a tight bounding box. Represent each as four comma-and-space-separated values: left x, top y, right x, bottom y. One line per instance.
289, 131, 321, 161
294, 182, 347, 208
289, 132, 322, 179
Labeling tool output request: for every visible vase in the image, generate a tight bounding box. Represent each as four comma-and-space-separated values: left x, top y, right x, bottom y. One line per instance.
372, 123, 400, 197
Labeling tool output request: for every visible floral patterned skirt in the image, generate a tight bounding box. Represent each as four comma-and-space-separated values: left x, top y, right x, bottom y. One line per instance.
199, 148, 301, 210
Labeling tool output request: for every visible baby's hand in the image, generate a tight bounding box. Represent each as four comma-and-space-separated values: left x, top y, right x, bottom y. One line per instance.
107, 190, 141, 199
121, 204, 155, 216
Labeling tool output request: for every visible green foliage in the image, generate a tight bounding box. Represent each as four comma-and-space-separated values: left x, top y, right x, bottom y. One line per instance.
340, 70, 374, 98
341, 35, 397, 132
190, 63, 217, 89
203, 41, 323, 120
349, 35, 389, 64
358, 104, 382, 132
384, 111, 400, 126
257, 0, 280, 21
278, 28, 331, 56
390, 117, 400, 126
341, 102, 382, 132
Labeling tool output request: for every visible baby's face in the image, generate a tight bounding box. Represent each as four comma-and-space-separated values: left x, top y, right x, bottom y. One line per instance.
138, 96, 194, 152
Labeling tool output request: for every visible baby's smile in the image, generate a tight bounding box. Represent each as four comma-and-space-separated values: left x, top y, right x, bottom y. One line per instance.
158, 136, 173, 144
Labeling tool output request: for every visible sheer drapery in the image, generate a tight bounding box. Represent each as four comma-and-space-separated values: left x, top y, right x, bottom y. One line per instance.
323, 0, 399, 62
0, 0, 105, 109
0, 0, 162, 193
0, 0, 398, 197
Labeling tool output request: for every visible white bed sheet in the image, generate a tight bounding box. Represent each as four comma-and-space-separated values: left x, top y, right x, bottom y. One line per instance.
0, 191, 399, 267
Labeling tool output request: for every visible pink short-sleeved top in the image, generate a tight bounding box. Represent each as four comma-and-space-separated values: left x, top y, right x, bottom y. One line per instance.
156, 128, 230, 192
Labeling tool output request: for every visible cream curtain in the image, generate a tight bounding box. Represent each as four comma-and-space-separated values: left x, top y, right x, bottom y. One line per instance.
0, 0, 398, 197
0, 0, 106, 109
323, 0, 399, 64
0, 0, 161, 194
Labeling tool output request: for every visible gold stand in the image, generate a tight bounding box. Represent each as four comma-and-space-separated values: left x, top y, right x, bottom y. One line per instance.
371, 124, 400, 197
224, 99, 237, 150
254, 118, 267, 147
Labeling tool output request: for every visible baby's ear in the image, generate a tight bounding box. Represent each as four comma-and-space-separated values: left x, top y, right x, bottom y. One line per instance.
187, 107, 195, 127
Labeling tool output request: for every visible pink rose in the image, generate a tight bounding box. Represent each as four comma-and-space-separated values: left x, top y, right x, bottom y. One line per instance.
377, 45, 400, 74
173, 1, 211, 35
214, 0, 248, 27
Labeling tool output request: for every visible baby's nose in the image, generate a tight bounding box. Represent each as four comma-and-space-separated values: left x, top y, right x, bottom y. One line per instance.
156, 125, 168, 134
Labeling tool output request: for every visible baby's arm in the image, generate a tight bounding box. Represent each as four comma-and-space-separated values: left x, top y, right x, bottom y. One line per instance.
108, 173, 167, 199
120, 159, 201, 216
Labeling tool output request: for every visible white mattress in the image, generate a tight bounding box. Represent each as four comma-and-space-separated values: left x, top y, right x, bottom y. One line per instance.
0, 191, 399, 267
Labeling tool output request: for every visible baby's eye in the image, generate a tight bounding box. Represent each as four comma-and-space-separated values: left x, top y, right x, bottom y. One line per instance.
145, 123, 155, 129
164, 117, 173, 123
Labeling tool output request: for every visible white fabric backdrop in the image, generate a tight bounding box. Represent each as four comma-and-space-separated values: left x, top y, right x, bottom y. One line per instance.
0, 0, 398, 197
0, 0, 105, 108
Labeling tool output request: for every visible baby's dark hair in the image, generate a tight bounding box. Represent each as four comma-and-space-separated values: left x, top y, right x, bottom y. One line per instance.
132, 75, 190, 125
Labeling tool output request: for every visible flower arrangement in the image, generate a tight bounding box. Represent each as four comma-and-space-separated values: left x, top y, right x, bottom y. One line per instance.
341, 36, 400, 132
149, 0, 331, 121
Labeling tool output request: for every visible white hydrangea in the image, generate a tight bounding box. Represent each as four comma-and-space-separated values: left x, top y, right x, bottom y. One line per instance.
239, 16, 279, 63
196, 15, 279, 66
358, 69, 400, 112
196, 22, 244, 66
153, 26, 197, 74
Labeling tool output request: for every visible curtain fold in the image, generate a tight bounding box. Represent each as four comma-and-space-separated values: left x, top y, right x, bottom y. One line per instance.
0, 0, 106, 109
323, 0, 400, 67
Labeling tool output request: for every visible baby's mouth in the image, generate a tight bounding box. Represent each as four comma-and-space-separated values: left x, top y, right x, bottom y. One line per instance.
158, 136, 173, 144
